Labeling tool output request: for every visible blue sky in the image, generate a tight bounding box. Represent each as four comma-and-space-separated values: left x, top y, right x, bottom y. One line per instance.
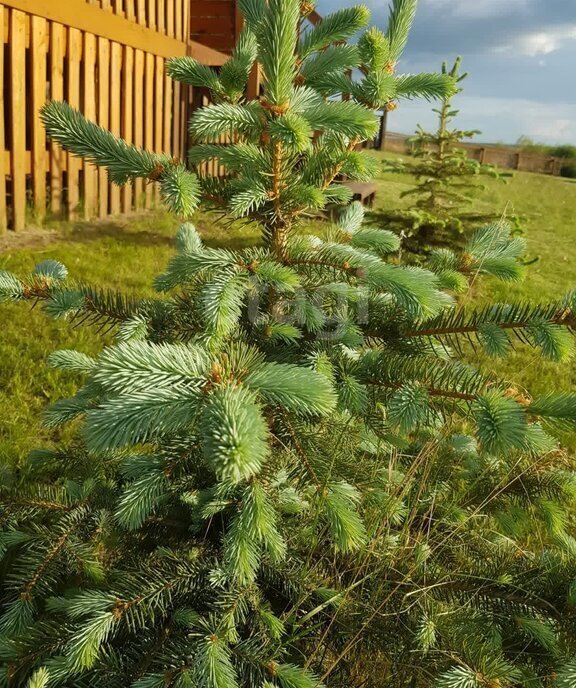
315, 0, 576, 144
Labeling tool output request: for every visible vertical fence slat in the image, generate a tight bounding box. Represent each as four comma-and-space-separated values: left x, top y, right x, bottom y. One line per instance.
125, 0, 135, 21
144, 51, 154, 206
183, 0, 190, 43
0, 8, 7, 232
133, 48, 144, 208
157, 0, 165, 34
147, 0, 156, 31
154, 55, 165, 204
67, 28, 82, 220
136, 0, 145, 25
97, 36, 110, 218
109, 41, 122, 214
175, 0, 182, 41
167, 0, 175, 38
163, 70, 172, 155
10, 10, 26, 231
83, 32, 98, 219
122, 45, 134, 213
155, 56, 164, 156
50, 22, 65, 215
31, 15, 48, 223
172, 81, 181, 161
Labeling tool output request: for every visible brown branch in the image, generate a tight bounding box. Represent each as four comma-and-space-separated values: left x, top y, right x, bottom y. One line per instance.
9, 498, 70, 511
280, 412, 322, 487
20, 524, 77, 600
366, 378, 477, 402
321, 136, 360, 191
290, 257, 356, 273
402, 309, 576, 339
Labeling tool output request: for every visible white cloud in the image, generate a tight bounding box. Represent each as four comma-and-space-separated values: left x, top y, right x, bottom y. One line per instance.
498, 25, 576, 55
421, 0, 532, 19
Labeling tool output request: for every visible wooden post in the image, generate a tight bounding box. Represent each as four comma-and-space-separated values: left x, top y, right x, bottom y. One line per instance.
378, 110, 388, 151
172, 80, 182, 160
182, 0, 190, 43
246, 65, 260, 100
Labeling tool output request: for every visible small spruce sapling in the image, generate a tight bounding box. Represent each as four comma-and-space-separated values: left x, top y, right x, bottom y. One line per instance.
1, 2, 576, 687
380, 57, 516, 250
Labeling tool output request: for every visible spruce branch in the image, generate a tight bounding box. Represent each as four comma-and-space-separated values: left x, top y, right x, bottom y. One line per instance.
258, 0, 300, 106
386, 0, 418, 62
298, 6, 370, 59
41, 103, 200, 219
398, 300, 576, 361
166, 57, 221, 92
201, 384, 270, 482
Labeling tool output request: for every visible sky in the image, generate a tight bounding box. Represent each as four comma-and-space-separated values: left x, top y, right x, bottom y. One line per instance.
315, 0, 576, 144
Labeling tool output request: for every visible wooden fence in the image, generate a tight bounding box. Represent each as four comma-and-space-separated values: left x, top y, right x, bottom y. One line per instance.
381, 131, 564, 177
0, 0, 227, 233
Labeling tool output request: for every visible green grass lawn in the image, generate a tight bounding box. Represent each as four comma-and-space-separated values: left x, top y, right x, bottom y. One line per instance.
371, 151, 576, 400
0, 211, 261, 467
1, 156, 575, 465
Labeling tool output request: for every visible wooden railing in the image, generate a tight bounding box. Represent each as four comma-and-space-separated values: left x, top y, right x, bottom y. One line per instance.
0, 0, 227, 232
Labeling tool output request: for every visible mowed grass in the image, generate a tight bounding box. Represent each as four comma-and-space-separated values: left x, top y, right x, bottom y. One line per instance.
0, 212, 261, 467
1, 155, 575, 465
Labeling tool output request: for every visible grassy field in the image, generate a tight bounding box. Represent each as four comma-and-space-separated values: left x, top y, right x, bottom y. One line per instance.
374, 151, 576, 398
0, 212, 260, 466
1, 154, 575, 465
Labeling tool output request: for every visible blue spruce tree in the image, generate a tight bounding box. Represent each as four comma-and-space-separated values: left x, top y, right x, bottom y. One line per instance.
2, 1, 576, 686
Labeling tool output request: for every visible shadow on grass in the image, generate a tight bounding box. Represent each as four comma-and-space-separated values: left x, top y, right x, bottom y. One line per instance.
63, 221, 175, 247
54, 212, 262, 252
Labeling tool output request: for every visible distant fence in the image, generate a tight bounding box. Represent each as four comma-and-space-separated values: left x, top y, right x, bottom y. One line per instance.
0, 0, 227, 233
381, 131, 564, 177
